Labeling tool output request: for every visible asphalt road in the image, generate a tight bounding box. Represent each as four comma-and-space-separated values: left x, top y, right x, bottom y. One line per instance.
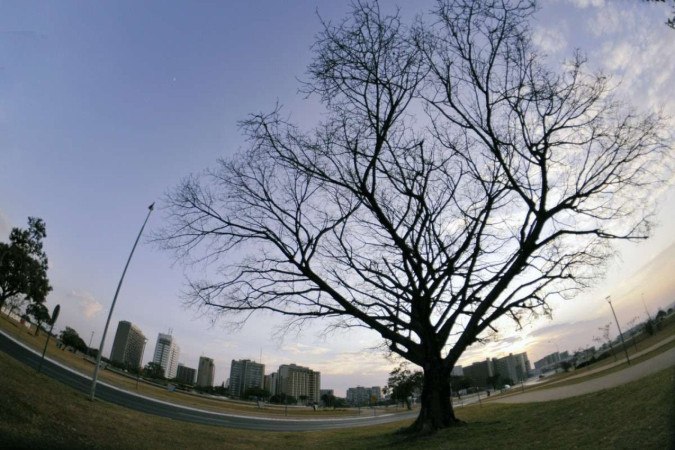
0, 330, 417, 431
493, 345, 675, 404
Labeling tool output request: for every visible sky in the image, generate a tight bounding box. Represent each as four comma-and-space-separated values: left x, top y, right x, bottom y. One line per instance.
1, 0, 673, 397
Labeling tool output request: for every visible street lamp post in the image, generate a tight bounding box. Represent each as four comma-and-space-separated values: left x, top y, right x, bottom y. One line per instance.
89, 203, 154, 401
606, 296, 631, 366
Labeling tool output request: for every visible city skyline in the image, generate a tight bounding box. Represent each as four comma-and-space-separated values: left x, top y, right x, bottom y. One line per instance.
1, 1, 673, 397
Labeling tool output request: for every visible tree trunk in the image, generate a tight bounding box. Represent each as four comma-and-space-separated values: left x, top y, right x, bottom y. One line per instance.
406, 359, 461, 434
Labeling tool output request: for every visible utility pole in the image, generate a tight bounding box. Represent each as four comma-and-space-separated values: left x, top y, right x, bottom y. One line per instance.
641, 292, 653, 321
90, 203, 154, 401
606, 296, 631, 366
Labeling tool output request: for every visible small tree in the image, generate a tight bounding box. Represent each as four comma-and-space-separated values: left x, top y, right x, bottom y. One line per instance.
598, 322, 617, 361
143, 362, 165, 379
244, 387, 271, 400
26, 303, 50, 336
5, 295, 28, 317
644, 318, 656, 336
270, 393, 297, 404
59, 327, 88, 353
387, 364, 424, 410
0, 217, 51, 310
321, 393, 336, 408
559, 361, 572, 372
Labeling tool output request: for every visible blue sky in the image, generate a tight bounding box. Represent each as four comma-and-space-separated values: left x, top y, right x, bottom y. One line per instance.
1, 0, 673, 396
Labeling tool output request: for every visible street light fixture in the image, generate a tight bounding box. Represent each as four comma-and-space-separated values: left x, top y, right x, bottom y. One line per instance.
606, 296, 631, 366
89, 203, 155, 401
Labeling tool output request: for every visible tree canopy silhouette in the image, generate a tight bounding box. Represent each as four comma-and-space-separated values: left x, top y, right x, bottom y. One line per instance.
160, 0, 670, 433
0, 217, 51, 311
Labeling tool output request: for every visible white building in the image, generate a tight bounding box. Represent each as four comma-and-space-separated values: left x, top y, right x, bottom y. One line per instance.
152, 333, 180, 379
277, 363, 321, 404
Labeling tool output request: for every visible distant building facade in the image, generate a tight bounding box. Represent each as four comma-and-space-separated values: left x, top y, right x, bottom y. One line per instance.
197, 356, 215, 387
493, 352, 530, 383
176, 364, 196, 385
464, 352, 531, 387
533, 351, 570, 371
346, 386, 381, 405
152, 333, 180, 379
463, 358, 495, 387
264, 372, 279, 396
229, 359, 265, 398
109, 321, 146, 370
277, 363, 321, 404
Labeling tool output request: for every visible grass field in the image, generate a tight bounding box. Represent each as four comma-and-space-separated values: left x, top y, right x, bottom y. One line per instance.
0, 314, 379, 418
1, 343, 673, 449
4, 311, 674, 414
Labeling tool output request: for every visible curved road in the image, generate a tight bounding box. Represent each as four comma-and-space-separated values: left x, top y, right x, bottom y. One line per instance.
4, 329, 672, 428
0, 330, 417, 431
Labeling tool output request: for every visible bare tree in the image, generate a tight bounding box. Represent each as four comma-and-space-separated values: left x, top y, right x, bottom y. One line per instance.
160, 0, 669, 433
597, 322, 617, 361
4, 295, 28, 317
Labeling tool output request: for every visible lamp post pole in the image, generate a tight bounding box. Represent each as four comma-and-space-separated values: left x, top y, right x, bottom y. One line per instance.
606, 296, 631, 366
89, 203, 154, 401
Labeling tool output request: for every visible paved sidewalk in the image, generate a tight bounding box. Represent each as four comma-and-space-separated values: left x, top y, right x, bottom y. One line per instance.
493, 346, 675, 403
541, 333, 675, 387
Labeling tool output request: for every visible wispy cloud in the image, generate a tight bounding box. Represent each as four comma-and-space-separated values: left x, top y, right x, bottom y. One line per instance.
532, 26, 567, 55
66, 290, 103, 319
567, 0, 605, 8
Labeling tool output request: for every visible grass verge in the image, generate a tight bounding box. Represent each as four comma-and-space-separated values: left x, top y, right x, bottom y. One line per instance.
1, 345, 673, 449
0, 314, 372, 418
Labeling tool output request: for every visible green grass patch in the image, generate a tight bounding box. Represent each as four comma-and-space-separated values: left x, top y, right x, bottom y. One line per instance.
1, 345, 673, 449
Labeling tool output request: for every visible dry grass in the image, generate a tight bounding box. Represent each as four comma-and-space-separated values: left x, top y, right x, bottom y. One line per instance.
1, 333, 673, 449
0, 314, 383, 418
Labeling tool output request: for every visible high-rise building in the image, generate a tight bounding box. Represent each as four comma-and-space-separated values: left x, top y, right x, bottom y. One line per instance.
109, 321, 146, 370
493, 352, 530, 383
277, 363, 321, 404
197, 356, 215, 387
152, 333, 180, 379
264, 372, 278, 396
346, 386, 381, 405
534, 351, 569, 371
229, 359, 265, 398
176, 363, 196, 385
463, 358, 495, 387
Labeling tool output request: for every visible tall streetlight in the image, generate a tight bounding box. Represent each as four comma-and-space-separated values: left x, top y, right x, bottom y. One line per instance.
641, 292, 653, 322
606, 296, 631, 366
89, 203, 155, 401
